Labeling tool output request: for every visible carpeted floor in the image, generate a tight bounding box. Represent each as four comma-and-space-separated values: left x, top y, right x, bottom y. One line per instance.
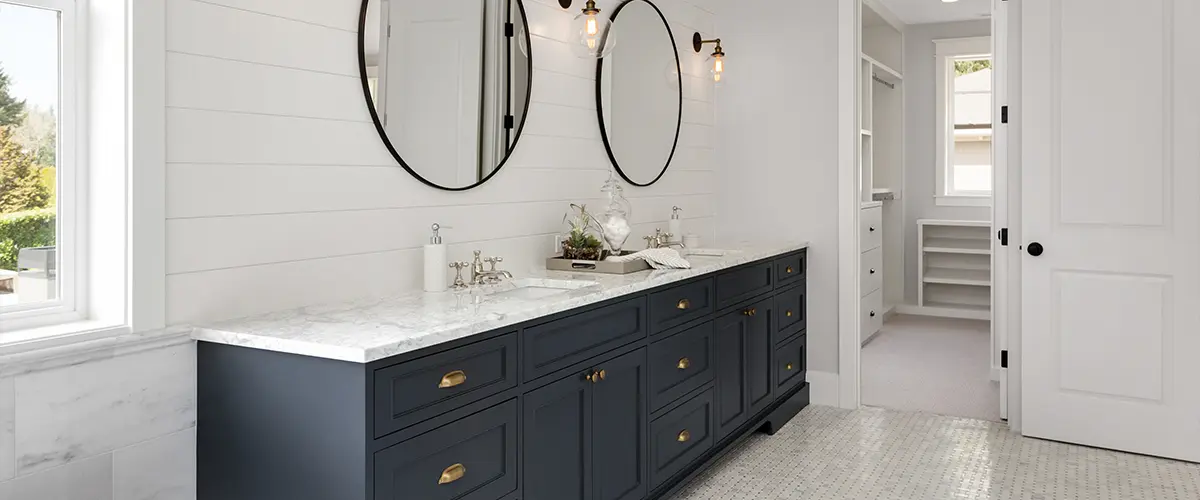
861, 314, 1001, 422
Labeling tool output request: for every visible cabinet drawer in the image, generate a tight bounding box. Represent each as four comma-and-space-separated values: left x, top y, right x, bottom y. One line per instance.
774, 251, 806, 287
374, 400, 518, 500
861, 247, 882, 297
774, 283, 806, 336
715, 262, 774, 309
862, 289, 883, 342
374, 333, 518, 438
861, 206, 882, 251
523, 296, 647, 381
649, 389, 715, 489
649, 322, 715, 411
776, 333, 806, 394
649, 278, 714, 335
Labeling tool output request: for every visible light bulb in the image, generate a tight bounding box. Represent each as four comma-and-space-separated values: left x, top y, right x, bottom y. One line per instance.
709, 53, 726, 86
586, 15, 598, 36
572, 1, 614, 59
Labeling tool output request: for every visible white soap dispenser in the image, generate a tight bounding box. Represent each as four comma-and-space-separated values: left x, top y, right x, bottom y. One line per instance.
669, 206, 684, 244
424, 223, 449, 292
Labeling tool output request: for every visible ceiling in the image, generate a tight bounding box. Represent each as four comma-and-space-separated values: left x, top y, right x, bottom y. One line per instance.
878, 0, 991, 25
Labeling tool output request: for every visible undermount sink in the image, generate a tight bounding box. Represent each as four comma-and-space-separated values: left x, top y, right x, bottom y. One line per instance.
484, 278, 600, 300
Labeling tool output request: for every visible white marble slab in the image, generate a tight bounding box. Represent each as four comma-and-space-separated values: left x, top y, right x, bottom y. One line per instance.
113, 428, 196, 500
0, 453, 113, 500
0, 376, 13, 482
13, 343, 196, 476
193, 242, 808, 363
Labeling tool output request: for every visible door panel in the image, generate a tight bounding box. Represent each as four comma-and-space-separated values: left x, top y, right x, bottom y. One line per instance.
524, 373, 593, 500
713, 311, 747, 439
1022, 0, 1200, 462
591, 349, 648, 500
746, 297, 774, 418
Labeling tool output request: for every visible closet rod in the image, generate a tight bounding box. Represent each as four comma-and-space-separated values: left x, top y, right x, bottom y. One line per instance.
872, 74, 895, 89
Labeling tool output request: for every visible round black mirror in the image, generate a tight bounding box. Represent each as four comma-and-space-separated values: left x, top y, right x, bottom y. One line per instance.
358, 0, 533, 191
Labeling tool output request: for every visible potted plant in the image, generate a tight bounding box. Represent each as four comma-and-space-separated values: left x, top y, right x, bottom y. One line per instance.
561, 204, 605, 261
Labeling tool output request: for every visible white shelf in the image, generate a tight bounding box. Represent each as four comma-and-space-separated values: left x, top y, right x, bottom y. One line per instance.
922, 238, 991, 255
861, 53, 903, 83
923, 268, 990, 286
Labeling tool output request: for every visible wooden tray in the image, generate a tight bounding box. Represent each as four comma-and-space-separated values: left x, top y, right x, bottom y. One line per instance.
546, 254, 650, 275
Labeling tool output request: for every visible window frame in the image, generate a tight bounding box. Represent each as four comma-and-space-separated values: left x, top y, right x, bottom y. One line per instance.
934, 36, 994, 207
0, 0, 84, 329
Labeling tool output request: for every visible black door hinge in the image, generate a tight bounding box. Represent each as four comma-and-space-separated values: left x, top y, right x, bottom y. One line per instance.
1001, 105, 1009, 124
505, 22, 515, 37
998, 228, 1008, 246
1001, 350, 1009, 369
504, 115, 515, 129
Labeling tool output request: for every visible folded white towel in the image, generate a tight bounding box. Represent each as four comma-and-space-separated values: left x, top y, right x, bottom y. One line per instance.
606, 248, 691, 270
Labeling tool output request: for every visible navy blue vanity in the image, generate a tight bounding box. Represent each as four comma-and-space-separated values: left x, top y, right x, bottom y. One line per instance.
196, 248, 808, 500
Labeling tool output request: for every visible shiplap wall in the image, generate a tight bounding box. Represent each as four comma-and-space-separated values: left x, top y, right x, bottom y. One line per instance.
164, 0, 719, 324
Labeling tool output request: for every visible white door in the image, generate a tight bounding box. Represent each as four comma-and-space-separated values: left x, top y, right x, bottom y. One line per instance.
1022, 0, 1200, 462
385, 0, 484, 186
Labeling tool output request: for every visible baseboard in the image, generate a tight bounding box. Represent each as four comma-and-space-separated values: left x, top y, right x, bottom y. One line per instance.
895, 304, 990, 321
806, 370, 840, 407
882, 305, 898, 322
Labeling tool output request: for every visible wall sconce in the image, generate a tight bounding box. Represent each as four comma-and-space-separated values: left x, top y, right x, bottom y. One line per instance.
559, 0, 616, 59
692, 33, 726, 86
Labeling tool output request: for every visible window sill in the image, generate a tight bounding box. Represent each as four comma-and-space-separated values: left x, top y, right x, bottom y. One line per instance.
0, 322, 193, 376
935, 195, 993, 207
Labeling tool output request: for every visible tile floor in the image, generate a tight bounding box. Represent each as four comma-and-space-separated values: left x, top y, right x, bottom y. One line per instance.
669, 406, 1200, 500
862, 315, 1000, 421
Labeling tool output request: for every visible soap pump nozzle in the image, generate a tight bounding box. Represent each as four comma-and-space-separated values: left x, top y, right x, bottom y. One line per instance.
671, 206, 683, 219
430, 223, 450, 244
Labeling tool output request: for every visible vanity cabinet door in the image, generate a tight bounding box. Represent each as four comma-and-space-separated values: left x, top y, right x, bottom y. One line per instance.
714, 297, 775, 440
591, 349, 649, 500
524, 373, 593, 500
713, 311, 749, 440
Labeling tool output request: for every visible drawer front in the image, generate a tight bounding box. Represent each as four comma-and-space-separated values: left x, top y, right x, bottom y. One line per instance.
774, 251, 807, 287
523, 296, 647, 381
649, 278, 714, 335
715, 262, 774, 309
861, 206, 882, 251
776, 333, 807, 394
861, 247, 882, 297
374, 333, 518, 438
861, 289, 883, 341
774, 284, 807, 335
649, 322, 715, 411
374, 400, 518, 500
649, 389, 715, 489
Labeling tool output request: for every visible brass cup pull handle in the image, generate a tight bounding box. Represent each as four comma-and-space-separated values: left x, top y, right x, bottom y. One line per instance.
677, 298, 691, 310
597, 369, 606, 381
786, 363, 794, 371
786, 266, 793, 274
678, 430, 691, 442
438, 370, 467, 389
742, 308, 757, 316
677, 357, 691, 370
786, 310, 793, 317
438, 463, 466, 485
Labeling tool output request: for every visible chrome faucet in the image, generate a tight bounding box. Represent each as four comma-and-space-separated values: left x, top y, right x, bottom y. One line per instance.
644, 229, 686, 250
470, 250, 513, 285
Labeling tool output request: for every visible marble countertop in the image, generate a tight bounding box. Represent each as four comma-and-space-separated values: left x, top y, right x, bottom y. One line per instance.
191, 242, 809, 363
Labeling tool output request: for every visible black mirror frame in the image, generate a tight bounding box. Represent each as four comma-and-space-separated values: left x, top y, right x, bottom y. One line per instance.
357, 0, 535, 192
595, 0, 683, 188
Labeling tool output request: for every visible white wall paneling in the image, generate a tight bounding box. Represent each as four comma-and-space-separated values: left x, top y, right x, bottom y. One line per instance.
164, 0, 719, 324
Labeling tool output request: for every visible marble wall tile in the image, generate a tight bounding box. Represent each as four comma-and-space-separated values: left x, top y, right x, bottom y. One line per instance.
113, 428, 196, 500
0, 377, 13, 482
13, 343, 196, 476
0, 453, 113, 500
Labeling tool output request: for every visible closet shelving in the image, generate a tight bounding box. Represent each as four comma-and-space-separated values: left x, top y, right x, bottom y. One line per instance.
918, 220, 992, 320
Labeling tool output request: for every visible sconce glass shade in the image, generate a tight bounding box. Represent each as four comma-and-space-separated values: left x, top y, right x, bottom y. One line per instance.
573, 10, 616, 59
708, 52, 726, 86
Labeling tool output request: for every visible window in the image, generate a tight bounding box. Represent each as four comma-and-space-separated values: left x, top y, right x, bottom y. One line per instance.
934, 36, 993, 206
0, 0, 80, 329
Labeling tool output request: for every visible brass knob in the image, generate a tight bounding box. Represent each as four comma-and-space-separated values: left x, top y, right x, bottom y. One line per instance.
586, 371, 598, 383
786, 363, 794, 371
742, 308, 757, 316
677, 430, 691, 442
677, 298, 691, 310
438, 463, 466, 485
786, 266, 793, 274
786, 310, 793, 317
597, 369, 607, 381
438, 370, 467, 389
677, 357, 691, 370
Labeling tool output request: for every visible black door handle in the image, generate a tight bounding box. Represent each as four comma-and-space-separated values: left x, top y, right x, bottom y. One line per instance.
1028, 242, 1044, 257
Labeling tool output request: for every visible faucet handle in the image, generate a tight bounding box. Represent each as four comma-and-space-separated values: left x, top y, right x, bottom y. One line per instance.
483, 256, 504, 271
449, 261, 470, 290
